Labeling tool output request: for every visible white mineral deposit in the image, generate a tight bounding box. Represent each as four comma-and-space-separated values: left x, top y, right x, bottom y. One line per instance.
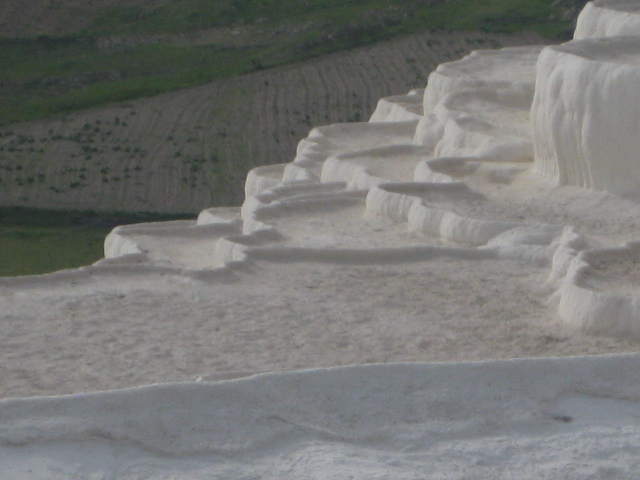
532, 36, 640, 194
574, 0, 640, 39
2, 1, 640, 478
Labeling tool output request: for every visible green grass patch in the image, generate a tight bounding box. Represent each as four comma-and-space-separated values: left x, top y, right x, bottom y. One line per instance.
0, 226, 108, 276
408, 0, 569, 37
0, 207, 190, 276
0, 37, 263, 124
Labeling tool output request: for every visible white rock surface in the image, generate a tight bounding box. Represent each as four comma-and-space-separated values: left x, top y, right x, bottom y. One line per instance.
575, 0, 640, 39
414, 46, 540, 159
6, 2, 640, 478
532, 36, 640, 194
369, 88, 424, 122
4, 356, 640, 479
421, 46, 542, 111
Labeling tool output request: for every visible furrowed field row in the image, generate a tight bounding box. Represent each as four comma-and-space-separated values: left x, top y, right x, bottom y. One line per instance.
0, 30, 548, 214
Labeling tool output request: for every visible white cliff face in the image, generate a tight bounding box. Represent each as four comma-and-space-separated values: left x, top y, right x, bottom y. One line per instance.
413, 46, 542, 158
574, 0, 640, 39
531, 36, 640, 195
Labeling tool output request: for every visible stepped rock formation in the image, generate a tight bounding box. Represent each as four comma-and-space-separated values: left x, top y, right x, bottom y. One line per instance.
100, 0, 640, 340
3, 1, 640, 478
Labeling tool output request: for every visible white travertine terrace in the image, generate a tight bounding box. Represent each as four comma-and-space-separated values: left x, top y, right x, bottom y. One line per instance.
368, 88, 424, 122
7, 1, 640, 478
421, 46, 542, 111
574, 0, 640, 39
557, 242, 640, 337
413, 46, 541, 155
321, 144, 431, 188
282, 120, 418, 181
96, 0, 640, 342
532, 36, 640, 194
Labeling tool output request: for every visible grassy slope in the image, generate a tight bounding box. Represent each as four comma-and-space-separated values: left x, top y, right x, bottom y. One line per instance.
0, 225, 108, 275
0, 0, 579, 126
0, 208, 189, 276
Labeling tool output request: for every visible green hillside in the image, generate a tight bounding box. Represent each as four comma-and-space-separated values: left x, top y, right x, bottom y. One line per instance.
0, 0, 579, 126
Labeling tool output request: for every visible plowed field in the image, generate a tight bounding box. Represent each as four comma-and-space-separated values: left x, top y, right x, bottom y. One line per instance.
0, 30, 545, 213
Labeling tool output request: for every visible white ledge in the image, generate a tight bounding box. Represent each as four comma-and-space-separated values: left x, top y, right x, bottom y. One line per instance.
575, 0, 640, 39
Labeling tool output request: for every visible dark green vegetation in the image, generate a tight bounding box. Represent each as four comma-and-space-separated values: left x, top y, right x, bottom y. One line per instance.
0, 0, 581, 126
0, 207, 189, 276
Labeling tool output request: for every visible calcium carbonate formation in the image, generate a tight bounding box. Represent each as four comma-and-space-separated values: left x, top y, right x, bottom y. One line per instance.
7, 3, 640, 479
100, 0, 640, 338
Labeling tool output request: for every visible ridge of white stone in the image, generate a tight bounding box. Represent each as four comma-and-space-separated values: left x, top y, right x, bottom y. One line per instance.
555, 241, 640, 336
532, 36, 640, 194
369, 88, 424, 122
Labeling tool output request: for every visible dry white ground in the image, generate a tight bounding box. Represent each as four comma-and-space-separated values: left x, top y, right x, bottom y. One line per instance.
2, 254, 639, 400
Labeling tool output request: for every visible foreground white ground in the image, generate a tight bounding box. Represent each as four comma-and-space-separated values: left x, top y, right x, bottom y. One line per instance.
3, 257, 638, 400
4, 357, 640, 479
3, 1, 640, 478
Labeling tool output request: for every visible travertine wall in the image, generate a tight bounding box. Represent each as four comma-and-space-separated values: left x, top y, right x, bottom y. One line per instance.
531, 37, 640, 194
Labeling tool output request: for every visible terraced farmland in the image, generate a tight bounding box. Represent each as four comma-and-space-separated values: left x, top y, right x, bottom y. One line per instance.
0, 30, 546, 214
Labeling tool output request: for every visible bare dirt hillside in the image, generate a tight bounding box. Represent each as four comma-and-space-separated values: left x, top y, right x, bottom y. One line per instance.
0, 30, 547, 213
